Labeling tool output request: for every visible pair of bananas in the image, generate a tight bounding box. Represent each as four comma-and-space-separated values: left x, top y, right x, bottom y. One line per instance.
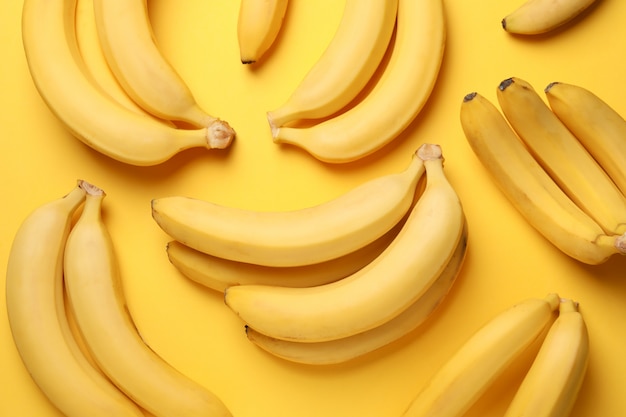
152, 143, 468, 365
5, 181, 232, 417
502, 0, 599, 34
461, 77, 626, 265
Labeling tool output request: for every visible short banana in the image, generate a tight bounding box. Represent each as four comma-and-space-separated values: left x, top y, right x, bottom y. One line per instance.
545, 81, 626, 197
460, 91, 626, 265
244, 225, 467, 365
224, 144, 465, 343
237, 0, 289, 64
63, 182, 232, 417
5, 183, 144, 417
152, 148, 425, 267
502, 0, 598, 34
266, 0, 398, 127
400, 294, 561, 417
271, 0, 445, 163
503, 298, 589, 417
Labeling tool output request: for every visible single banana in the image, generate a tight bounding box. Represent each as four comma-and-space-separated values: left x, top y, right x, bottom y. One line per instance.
460, 91, 626, 265
152, 148, 426, 267
5, 183, 145, 417
22, 0, 233, 167
244, 225, 467, 365
503, 298, 589, 417
224, 144, 465, 343
400, 294, 561, 417
63, 183, 232, 417
237, 0, 289, 64
271, 0, 445, 163
502, 0, 598, 35
545, 81, 626, 197
266, 0, 398, 127
496, 77, 626, 236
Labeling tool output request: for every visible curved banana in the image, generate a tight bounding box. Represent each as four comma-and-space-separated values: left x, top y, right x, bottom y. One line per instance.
6, 183, 144, 417
237, 0, 289, 64
545, 81, 626, 197
224, 144, 465, 343
244, 225, 467, 365
152, 148, 425, 267
266, 0, 398, 127
271, 0, 445, 163
503, 299, 589, 417
63, 183, 232, 417
460, 92, 626, 265
502, 0, 598, 35
400, 294, 561, 417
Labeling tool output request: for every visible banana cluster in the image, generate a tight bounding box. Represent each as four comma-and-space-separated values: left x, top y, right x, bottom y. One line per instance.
152, 143, 468, 365
502, 0, 599, 35
461, 77, 626, 265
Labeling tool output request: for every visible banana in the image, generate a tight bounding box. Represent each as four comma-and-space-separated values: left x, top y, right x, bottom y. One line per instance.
152, 148, 426, 267
271, 0, 445, 163
496, 77, 626, 236
22, 0, 234, 167
503, 298, 589, 417
266, 0, 398, 127
244, 225, 467, 365
400, 294, 561, 417
545, 81, 626, 197
5, 183, 145, 417
460, 91, 626, 265
502, 0, 598, 35
224, 144, 465, 343
237, 0, 289, 64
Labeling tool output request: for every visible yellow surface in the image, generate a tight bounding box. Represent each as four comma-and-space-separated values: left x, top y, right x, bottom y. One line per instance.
1, 0, 625, 416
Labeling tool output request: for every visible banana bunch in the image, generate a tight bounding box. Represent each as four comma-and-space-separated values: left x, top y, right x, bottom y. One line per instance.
6, 181, 233, 417
460, 77, 626, 265
237, 0, 289, 64
502, 0, 599, 35
22, 0, 235, 166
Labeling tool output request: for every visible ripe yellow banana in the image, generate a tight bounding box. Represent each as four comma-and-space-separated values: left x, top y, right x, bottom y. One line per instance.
63, 183, 232, 417
545, 81, 626, 197
460, 91, 626, 265
224, 144, 465, 343
6, 183, 144, 417
502, 0, 598, 35
503, 298, 589, 417
400, 294, 561, 417
244, 225, 467, 365
22, 0, 233, 166
266, 0, 398, 127
152, 148, 425, 267
271, 0, 445, 163
237, 0, 289, 64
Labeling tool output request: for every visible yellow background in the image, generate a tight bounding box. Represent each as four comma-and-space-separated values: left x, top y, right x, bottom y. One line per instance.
1, 0, 625, 416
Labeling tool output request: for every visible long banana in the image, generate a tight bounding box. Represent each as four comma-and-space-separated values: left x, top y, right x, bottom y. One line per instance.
63, 183, 232, 417
266, 0, 398, 127
503, 298, 589, 417
244, 225, 467, 365
22, 0, 233, 167
400, 294, 561, 417
271, 0, 445, 163
460, 91, 626, 265
224, 144, 465, 343
152, 148, 425, 267
5, 183, 144, 417
237, 0, 289, 64
502, 0, 598, 35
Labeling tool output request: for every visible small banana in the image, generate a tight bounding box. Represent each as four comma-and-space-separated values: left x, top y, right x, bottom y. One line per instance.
460, 91, 626, 265
503, 298, 589, 417
224, 144, 465, 343
271, 0, 445, 163
63, 182, 232, 417
237, 0, 289, 64
152, 148, 425, 267
266, 0, 398, 127
400, 294, 561, 417
502, 0, 599, 35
